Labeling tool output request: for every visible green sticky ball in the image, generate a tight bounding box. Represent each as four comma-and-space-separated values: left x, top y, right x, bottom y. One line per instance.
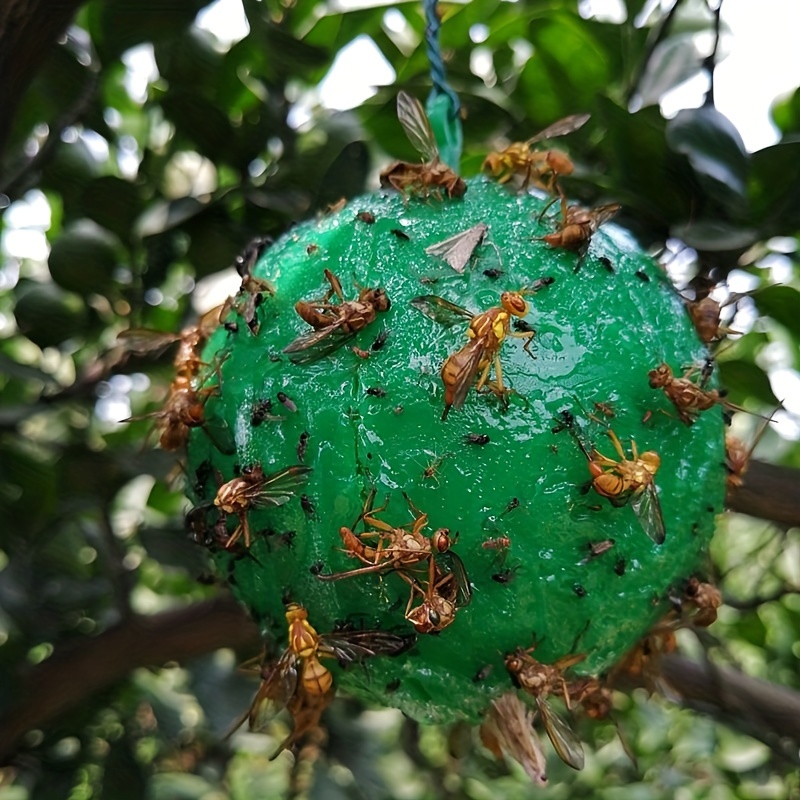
187, 178, 725, 725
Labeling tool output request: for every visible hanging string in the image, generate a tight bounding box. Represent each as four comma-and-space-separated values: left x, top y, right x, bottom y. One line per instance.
423, 0, 463, 170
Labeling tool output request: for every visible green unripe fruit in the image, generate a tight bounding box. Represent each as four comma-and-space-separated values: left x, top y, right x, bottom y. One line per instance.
187, 178, 725, 726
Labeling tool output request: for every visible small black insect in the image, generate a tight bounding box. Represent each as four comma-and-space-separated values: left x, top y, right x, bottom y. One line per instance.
635, 270, 650, 282
390, 228, 410, 241
464, 433, 490, 446
309, 561, 324, 576
492, 568, 517, 585
297, 431, 310, 462
371, 329, 389, 351
366, 387, 387, 397
301, 495, 317, 518
573, 583, 587, 598
598, 256, 614, 273
250, 398, 275, 427
614, 558, 626, 576
357, 211, 376, 224
277, 392, 297, 412
483, 268, 504, 279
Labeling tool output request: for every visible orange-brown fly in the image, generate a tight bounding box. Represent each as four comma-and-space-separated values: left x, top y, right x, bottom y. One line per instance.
411, 284, 549, 419
244, 603, 413, 758
380, 92, 466, 201
283, 269, 390, 364
483, 113, 590, 205
561, 413, 666, 545
116, 305, 233, 453
315, 490, 463, 584
647, 362, 725, 425
214, 463, 312, 549
542, 202, 620, 255
504, 642, 586, 771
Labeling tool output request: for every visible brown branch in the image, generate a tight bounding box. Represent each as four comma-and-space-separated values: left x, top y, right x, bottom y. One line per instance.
0, 594, 260, 762
661, 652, 800, 758
726, 459, 800, 528
0, 0, 86, 159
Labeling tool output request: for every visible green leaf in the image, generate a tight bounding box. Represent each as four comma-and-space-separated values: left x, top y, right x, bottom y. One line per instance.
160, 89, 236, 163
749, 141, 800, 233
754, 285, 800, 340
770, 86, 800, 137
717, 359, 778, 406
636, 34, 703, 106
79, 177, 143, 243
666, 107, 749, 214
100, 733, 147, 800
48, 220, 122, 298
670, 220, 757, 252
88, 0, 210, 61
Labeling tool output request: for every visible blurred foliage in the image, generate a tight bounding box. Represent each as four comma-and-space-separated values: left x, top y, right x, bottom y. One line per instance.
0, 0, 799, 797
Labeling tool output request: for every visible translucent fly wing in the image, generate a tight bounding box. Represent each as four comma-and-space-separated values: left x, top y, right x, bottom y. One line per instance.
424, 224, 488, 274
410, 295, 474, 327
116, 328, 180, 357
630, 484, 666, 545
248, 652, 298, 733
436, 551, 472, 607
526, 113, 591, 146
397, 91, 440, 163
536, 697, 585, 771
319, 629, 416, 663
481, 692, 549, 786
283, 322, 356, 364
201, 413, 236, 455
444, 338, 486, 410
250, 465, 314, 508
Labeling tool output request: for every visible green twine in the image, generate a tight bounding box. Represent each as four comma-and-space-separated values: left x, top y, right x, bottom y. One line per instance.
423, 0, 463, 169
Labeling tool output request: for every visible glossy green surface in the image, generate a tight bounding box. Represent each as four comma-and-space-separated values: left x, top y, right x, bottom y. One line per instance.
187, 178, 725, 725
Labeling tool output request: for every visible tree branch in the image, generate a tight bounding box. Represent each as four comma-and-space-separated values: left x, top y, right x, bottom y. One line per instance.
726, 459, 800, 528
0, 594, 261, 762
661, 652, 800, 758
0, 0, 86, 160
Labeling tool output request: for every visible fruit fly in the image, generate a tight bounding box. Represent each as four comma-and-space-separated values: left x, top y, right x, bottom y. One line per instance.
724, 405, 778, 491
504, 644, 586, 771
379, 91, 466, 200
420, 451, 452, 482
214, 463, 312, 549
116, 305, 232, 452
565, 418, 665, 545
647, 362, 723, 425
283, 269, 391, 364
579, 539, 615, 564
399, 555, 471, 634
482, 535, 511, 552
227, 237, 276, 335
684, 293, 743, 344
425, 223, 488, 274
480, 692, 549, 786
542, 203, 620, 255
411, 289, 541, 419
672, 576, 722, 628
246, 603, 414, 758
610, 627, 678, 698
315, 490, 462, 583
483, 113, 590, 201
296, 431, 310, 463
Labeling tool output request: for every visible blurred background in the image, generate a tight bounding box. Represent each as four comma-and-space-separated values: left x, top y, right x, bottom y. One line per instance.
0, 0, 799, 797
